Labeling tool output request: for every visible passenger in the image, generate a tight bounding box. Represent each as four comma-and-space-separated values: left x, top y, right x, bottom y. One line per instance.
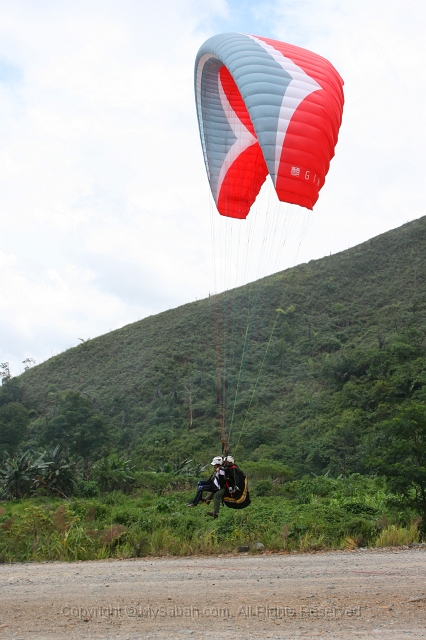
206, 458, 226, 519
186, 457, 225, 514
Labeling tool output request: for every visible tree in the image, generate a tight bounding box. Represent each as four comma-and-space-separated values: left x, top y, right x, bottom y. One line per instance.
183, 382, 195, 428
0, 451, 47, 499
0, 362, 11, 384
0, 402, 29, 456
92, 454, 136, 493
0, 378, 23, 406
22, 357, 36, 371
0, 447, 75, 499
34, 445, 76, 498
369, 403, 426, 520
44, 391, 109, 479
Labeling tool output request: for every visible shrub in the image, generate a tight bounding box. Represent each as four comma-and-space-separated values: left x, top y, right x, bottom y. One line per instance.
243, 461, 293, 482
255, 480, 273, 497
0, 476, 421, 562
75, 480, 99, 498
374, 522, 420, 547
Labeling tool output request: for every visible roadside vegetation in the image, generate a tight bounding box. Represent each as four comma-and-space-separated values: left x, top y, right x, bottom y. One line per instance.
0, 474, 421, 563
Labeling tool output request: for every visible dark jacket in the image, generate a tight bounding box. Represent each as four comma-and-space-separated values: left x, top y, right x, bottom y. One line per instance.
223, 464, 251, 509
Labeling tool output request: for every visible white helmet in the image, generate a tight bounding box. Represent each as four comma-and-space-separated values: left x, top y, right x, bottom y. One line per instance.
224, 456, 234, 464
211, 456, 223, 466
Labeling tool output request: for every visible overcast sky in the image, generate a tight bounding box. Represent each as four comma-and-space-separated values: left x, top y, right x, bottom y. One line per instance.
0, 0, 424, 375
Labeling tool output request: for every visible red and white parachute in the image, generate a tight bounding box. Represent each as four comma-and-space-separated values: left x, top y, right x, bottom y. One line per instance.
195, 33, 344, 218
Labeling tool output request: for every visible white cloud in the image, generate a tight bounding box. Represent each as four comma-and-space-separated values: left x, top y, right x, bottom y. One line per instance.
0, 0, 424, 374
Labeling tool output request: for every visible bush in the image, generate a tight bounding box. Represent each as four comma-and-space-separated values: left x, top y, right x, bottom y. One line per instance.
255, 480, 273, 497
374, 523, 420, 547
92, 455, 136, 494
0, 475, 421, 562
243, 461, 293, 482
75, 480, 99, 498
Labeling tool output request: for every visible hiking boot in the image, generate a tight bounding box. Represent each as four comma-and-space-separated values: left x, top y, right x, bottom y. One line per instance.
207, 511, 218, 519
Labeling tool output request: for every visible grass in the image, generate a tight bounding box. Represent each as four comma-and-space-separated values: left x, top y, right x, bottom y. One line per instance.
374, 522, 420, 547
0, 475, 421, 563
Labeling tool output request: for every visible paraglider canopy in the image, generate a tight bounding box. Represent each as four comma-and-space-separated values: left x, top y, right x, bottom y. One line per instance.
195, 33, 344, 218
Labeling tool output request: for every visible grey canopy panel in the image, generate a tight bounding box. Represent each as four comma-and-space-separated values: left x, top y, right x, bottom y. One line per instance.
195, 33, 293, 186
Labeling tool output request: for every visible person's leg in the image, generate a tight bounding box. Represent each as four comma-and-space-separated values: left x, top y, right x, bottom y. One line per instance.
192, 480, 210, 506
209, 486, 225, 517
188, 480, 213, 506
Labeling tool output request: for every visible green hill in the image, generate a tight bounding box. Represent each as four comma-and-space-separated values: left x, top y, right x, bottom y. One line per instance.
13, 215, 426, 474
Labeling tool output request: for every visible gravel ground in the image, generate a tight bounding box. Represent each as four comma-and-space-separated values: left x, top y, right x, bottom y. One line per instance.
0, 547, 426, 639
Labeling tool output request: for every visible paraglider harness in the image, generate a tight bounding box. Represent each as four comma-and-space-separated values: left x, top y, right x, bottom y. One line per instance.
223, 464, 251, 509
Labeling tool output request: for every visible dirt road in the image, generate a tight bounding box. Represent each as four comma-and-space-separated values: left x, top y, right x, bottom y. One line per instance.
1, 548, 425, 639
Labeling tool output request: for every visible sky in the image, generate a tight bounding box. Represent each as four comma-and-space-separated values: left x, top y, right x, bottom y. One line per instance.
0, 0, 425, 375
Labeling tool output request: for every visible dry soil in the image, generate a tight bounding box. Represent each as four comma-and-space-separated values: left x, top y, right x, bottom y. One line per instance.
1, 547, 426, 639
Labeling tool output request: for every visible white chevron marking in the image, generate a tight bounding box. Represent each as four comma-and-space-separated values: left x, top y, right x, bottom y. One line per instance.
217, 72, 257, 201
247, 35, 321, 185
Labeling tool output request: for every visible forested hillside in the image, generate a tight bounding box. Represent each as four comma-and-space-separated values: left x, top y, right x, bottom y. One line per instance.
4, 215, 426, 478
